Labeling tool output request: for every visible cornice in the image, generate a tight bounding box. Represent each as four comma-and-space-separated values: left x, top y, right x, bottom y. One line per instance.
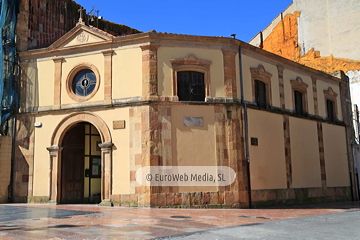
18, 30, 342, 84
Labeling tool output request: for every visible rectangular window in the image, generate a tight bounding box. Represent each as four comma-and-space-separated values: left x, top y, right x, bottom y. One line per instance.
177, 71, 205, 101
254, 80, 266, 108
294, 90, 303, 114
326, 99, 335, 122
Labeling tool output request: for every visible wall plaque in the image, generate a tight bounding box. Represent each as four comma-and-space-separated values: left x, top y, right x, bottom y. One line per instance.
183, 117, 204, 127
113, 120, 125, 129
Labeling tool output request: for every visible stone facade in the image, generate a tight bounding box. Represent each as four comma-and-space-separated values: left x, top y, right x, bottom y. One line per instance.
15, 22, 354, 208
12, 115, 36, 203
0, 136, 12, 203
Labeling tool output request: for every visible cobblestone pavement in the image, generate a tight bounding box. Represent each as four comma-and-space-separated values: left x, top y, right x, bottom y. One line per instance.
0, 201, 359, 239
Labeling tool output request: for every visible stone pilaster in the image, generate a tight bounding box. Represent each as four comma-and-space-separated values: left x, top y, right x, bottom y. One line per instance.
224, 106, 242, 207
129, 107, 143, 196
53, 57, 64, 110
46, 145, 63, 203
317, 122, 326, 187
215, 105, 226, 196
129, 105, 161, 206
129, 106, 152, 207
144, 106, 161, 202
340, 81, 350, 125
19, 62, 29, 113
98, 141, 113, 206
140, 45, 159, 100
311, 77, 319, 116
283, 115, 292, 188
102, 50, 114, 105
222, 49, 237, 99
277, 65, 285, 109
214, 105, 245, 207
158, 105, 172, 195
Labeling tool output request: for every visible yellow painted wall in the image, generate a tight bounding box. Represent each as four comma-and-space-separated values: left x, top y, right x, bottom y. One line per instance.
112, 47, 142, 99
283, 70, 314, 114
248, 109, 287, 190
158, 47, 224, 98
322, 123, 350, 187
241, 54, 280, 107
171, 105, 216, 192
32, 107, 130, 197
289, 117, 322, 188
37, 60, 55, 107
27, 47, 142, 109
61, 53, 104, 104
98, 108, 130, 194
316, 80, 343, 121
33, 114, 60, 196
25, 61, 52, 109
238, 52, 340, 120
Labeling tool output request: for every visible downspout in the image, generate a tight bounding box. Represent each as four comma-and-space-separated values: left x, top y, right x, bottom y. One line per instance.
339, 81, 354, 201
238, 43, 252, 208
9, 54, 20, 203
354, 104, 360, 199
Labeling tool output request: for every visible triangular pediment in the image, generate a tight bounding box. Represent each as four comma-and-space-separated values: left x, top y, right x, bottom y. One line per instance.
49, 24, 113, 50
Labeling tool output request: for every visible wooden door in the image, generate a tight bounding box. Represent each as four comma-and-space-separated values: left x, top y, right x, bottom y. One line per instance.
61, 124, 85, 203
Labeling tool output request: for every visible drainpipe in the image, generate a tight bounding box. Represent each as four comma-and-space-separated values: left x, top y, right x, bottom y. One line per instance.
339, 81, 355, 201
238, 43, 252, 208
354, 104, 360, 199
8, 114, 16, 202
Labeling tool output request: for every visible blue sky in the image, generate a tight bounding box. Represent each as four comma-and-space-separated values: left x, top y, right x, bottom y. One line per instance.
75, 0, 293, 42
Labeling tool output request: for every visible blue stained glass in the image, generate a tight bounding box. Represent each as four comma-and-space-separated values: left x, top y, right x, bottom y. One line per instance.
86, 82, 96, 95
72, 69, 97, 97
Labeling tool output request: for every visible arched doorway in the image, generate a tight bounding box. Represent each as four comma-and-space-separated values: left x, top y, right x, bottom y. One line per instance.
47, 112, 112, 205
60, 122, 102, 204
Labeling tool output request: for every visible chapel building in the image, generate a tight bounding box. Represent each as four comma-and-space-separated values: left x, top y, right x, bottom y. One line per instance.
15, 22, 354, 207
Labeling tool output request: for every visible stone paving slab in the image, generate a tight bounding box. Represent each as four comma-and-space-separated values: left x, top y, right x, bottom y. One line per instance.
165, 210, 360, 240
0, 205, 97, 223
0, 201, 359, 239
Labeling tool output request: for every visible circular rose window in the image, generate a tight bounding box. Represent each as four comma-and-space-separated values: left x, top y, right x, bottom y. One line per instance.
72, 69, 97, 97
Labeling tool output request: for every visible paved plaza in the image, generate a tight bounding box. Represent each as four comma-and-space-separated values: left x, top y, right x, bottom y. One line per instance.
0, 201, 359, 239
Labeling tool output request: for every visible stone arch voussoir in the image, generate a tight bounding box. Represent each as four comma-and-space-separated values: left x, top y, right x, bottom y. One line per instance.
51, 112, 111, 147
